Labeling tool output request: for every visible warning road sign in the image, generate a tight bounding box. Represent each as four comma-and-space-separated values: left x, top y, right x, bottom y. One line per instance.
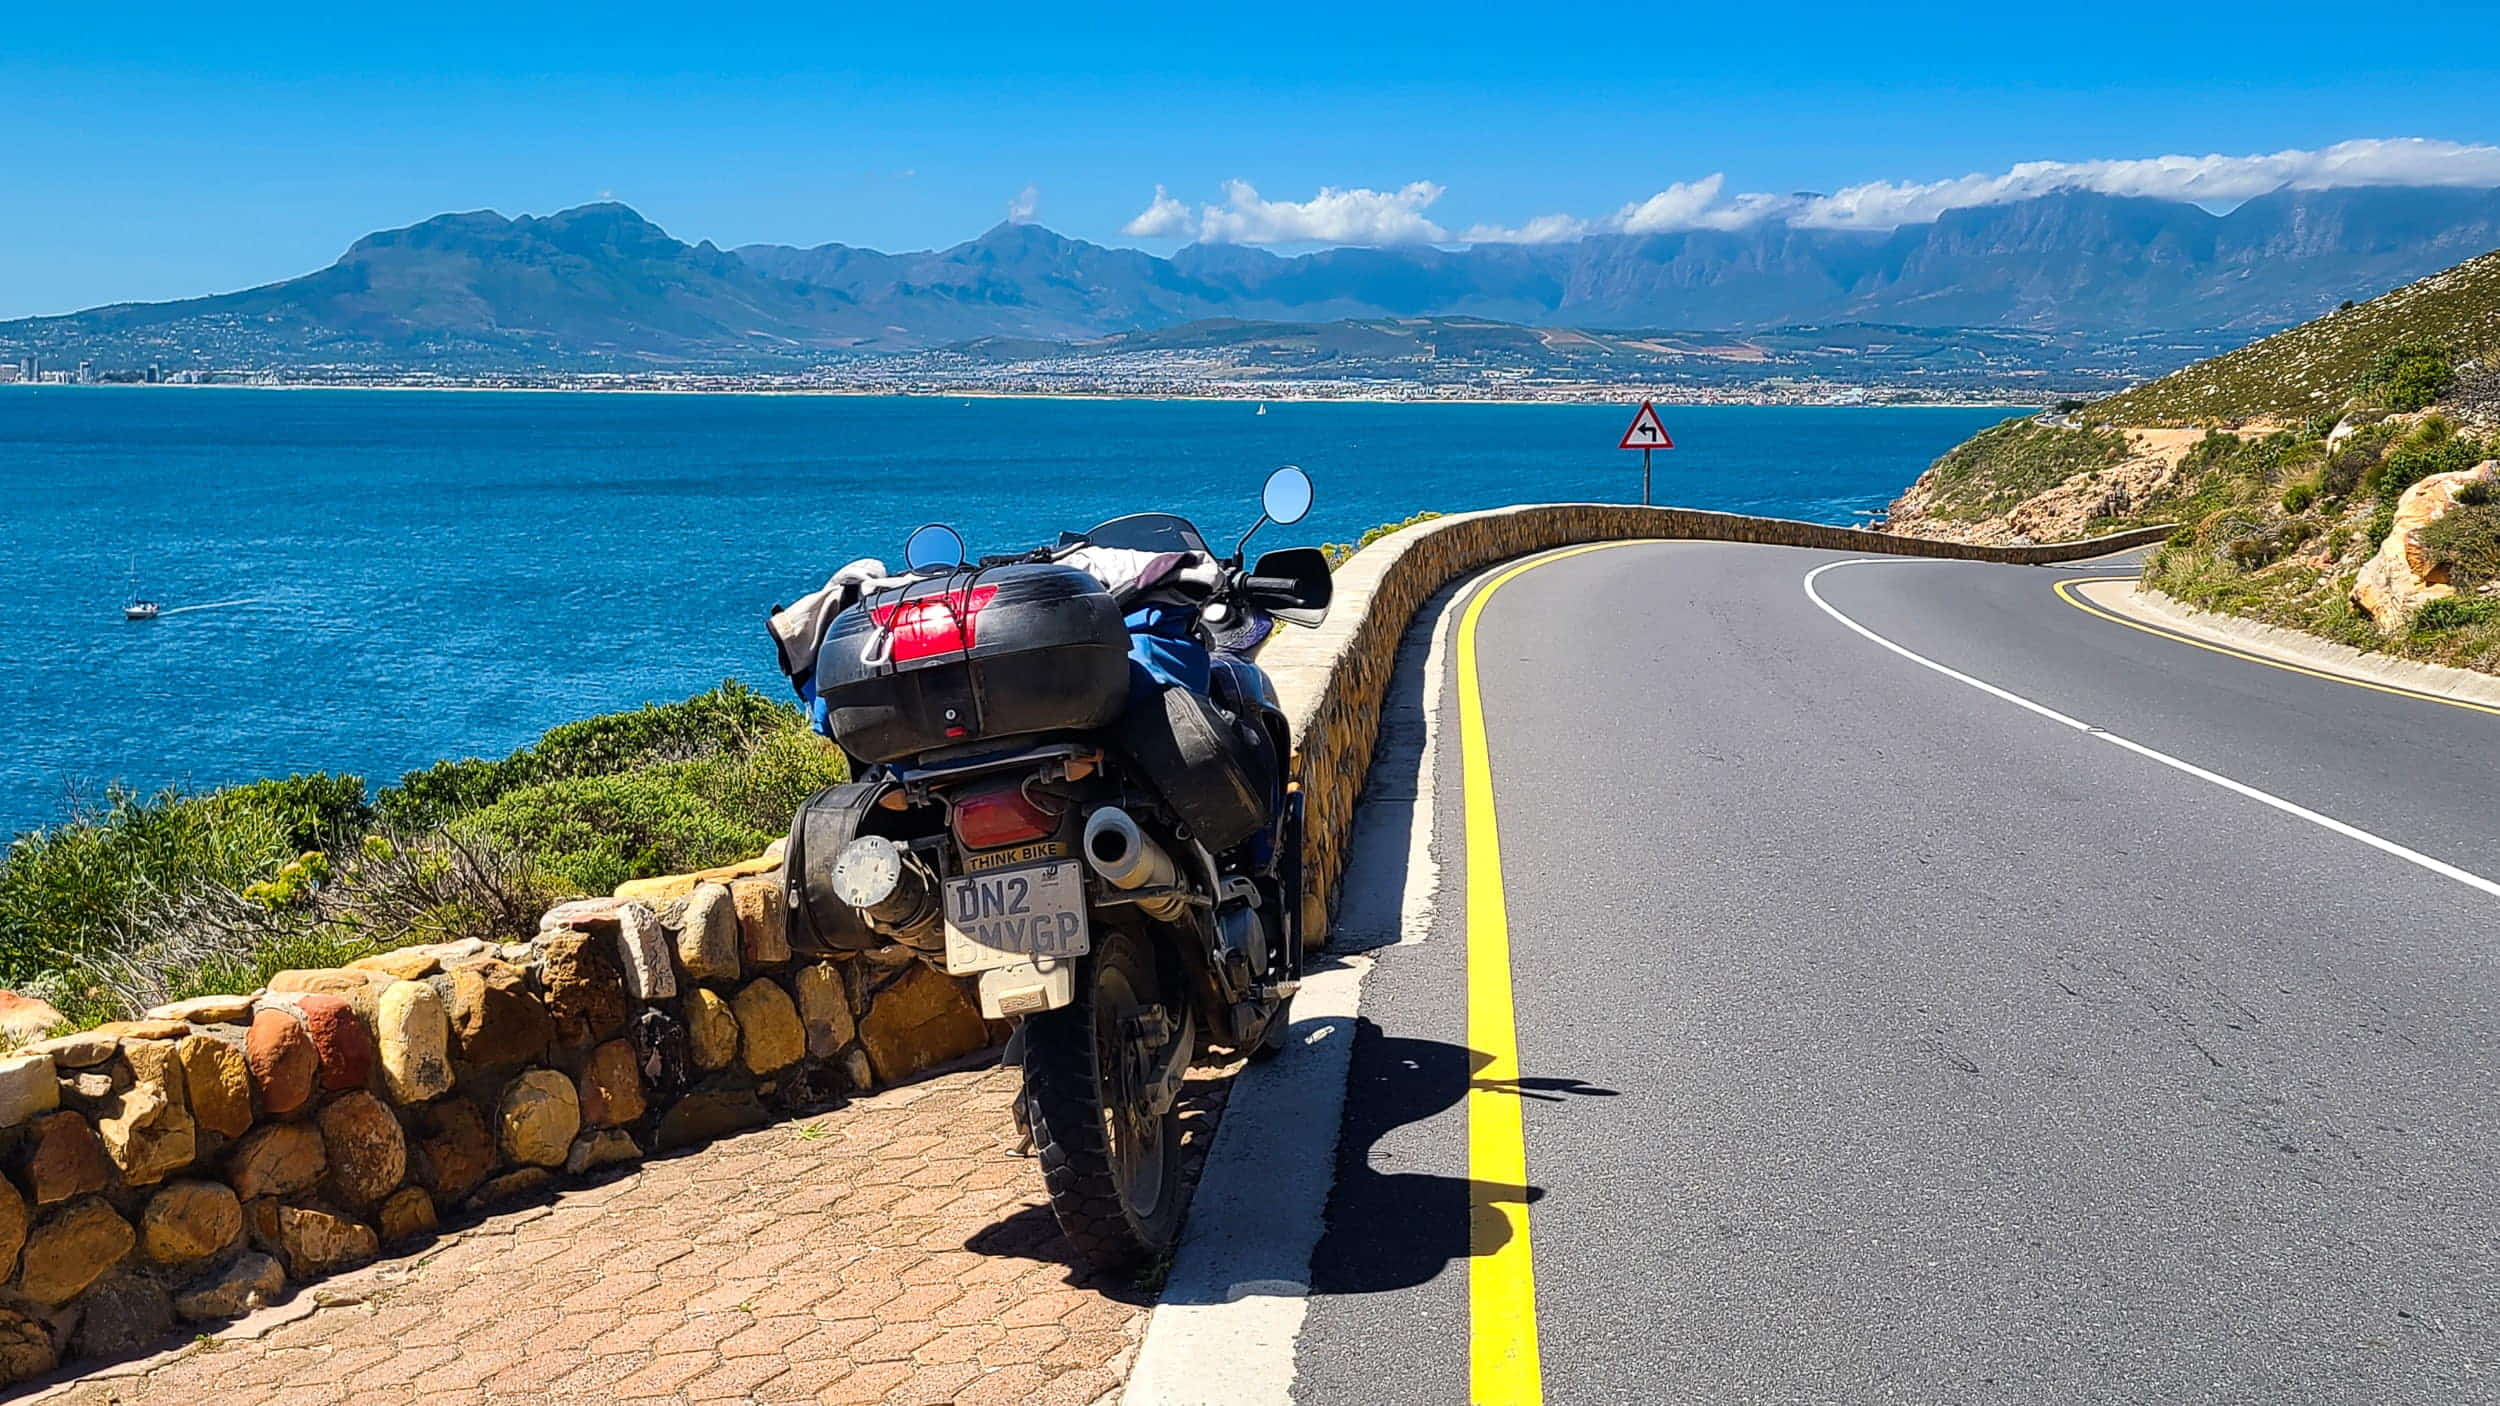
1618, 400, 1673, 450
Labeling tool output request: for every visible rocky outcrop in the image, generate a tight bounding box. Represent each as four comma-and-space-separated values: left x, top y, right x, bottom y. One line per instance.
2352, 460, 2500, 627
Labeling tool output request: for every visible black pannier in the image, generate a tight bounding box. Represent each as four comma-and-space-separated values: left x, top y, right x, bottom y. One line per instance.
1114, 684, 1273, 852
814, 563, 1132, 764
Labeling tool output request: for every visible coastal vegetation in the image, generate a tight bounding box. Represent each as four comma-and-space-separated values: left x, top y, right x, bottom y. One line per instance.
1891, 239, 2500, 676
2077, 248, 2500, 427
1322, 510, 1443, 564
0, 683, 845, 1028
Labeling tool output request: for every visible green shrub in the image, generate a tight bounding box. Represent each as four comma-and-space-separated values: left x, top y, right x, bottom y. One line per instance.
1322, 511, 1444, 565
1914, 420, 2129, 521
0, 788, 297, 983
2419, 502, 2500, 589
2, 679, 838, 1021
2279, 479, 2317, 514
2411, 596, 2500, 632
452, 769, 779, 898
378, 682, 794, 828
2358, 341, 2458, 413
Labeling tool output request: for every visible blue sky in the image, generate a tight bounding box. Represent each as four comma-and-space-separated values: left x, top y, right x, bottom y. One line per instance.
5, 0, 2500, 318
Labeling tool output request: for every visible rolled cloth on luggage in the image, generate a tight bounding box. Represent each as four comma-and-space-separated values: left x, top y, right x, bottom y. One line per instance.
767, 558, 893, 695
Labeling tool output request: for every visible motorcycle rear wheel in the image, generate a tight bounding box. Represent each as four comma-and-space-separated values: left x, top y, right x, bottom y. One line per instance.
1022, 925, 1189, 1278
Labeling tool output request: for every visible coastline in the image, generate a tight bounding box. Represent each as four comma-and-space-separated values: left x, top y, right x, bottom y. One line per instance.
4, 381, 2045, 410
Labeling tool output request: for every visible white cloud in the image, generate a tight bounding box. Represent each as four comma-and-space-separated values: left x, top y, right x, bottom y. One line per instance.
1006, 183, 1041, 224
1613, 174, 1734, 233
1124, 179, 1450, 245
1121, 184, 1195, 239
1461, 212, 1590, 244
1128, 138, 2500, 250
1533, 138, 2500, 239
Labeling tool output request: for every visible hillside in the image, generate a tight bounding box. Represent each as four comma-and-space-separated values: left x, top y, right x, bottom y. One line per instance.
2080, 248, 2500, 426
9, 187, 2500, 369
1888, 242, 2500, 674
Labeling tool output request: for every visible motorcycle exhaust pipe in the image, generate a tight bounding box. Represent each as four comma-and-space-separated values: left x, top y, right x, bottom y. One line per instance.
1083, 807, 1187, 921
829, 835, 941, 945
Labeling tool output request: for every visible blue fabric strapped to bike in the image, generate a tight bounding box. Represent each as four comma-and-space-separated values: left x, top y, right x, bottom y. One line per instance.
1125, 606, 1211, 695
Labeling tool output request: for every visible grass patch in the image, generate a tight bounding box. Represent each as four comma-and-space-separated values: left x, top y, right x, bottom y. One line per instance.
1, 681, 843, 1027
1910, 419, 2129, 522
2081, 248, 2500, 427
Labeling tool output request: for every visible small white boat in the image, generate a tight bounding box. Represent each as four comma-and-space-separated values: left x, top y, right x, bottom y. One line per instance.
123, 560, 160, 620
1255, 403, 1268, 415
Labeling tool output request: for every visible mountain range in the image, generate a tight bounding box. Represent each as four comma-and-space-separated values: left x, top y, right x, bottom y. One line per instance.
9, 186, 2500, 370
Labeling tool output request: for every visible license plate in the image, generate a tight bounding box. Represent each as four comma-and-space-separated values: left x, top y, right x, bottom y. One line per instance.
942, 861, 1091, 975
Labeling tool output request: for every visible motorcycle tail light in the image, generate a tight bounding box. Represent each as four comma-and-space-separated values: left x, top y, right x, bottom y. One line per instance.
871, 585, 999, 664
951, 780, 1056, 850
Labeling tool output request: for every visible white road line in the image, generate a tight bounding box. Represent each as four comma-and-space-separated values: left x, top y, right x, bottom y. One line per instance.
1803, 558, 2500, 902
1126, 562, 1470, 1406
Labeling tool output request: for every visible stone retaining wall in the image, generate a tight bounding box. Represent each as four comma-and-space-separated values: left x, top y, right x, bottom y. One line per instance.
0, 844, 1001, 1385
1252, 504, 2174, 943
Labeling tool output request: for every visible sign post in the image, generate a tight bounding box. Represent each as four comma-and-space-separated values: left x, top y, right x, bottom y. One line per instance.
1617, 400, 1673, 505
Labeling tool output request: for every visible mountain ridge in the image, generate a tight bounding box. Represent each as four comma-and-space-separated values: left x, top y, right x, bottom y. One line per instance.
9, 188, 2500, 369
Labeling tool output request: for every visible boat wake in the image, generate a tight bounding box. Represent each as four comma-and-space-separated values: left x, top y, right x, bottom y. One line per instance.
155, 598, 263, 616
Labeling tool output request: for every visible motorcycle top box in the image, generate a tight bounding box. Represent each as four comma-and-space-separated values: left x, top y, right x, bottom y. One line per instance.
814, 561, 1132, 763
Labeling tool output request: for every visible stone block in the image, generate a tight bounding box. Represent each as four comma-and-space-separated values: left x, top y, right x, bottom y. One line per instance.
446, 960, 551, 1068
145, 994, 253, 1025
536, 932, 629, 1054
173, 1251, 284, 1321
227, 1122, 327, 1200
732, 978, 804, 1075
497, 1068, 580, 1168
0, 992, 66, 1046
18, 1197, 133, 1305
26, 1030, 117, 1070
24, 1111, 107, 1204
140, 1180, 242, 1265
69, 1270, 172, 1359
265, 1204, 377, 1278
177, 1033, 254, 1138
411, 1097, 495, 1200
793, 962, 855, 1059
0, 1053, 59, 1128
576, 1039, 644, 1128
376, 1186, 437, 1242
857, 963, 994, 1083
542, 898, 675, 1000
676, 882, 742, 983
244, 1008, 317, 1116
732, 874, 791, 967
375, 979, 452, 1103
564, 1128, 642, 1174
317, 1090, 406, 1204
685, 989, 737, 1072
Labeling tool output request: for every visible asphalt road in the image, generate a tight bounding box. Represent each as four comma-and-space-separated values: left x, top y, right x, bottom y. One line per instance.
1292, 541, 2498, 1405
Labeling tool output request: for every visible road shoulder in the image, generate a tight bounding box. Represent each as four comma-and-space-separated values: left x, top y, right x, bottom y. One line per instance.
2070, 578, 2500, 711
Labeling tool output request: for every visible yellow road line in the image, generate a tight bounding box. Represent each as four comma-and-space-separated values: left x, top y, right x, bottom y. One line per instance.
1457, 540, 1649, 1406
2052, 577, 2500, 718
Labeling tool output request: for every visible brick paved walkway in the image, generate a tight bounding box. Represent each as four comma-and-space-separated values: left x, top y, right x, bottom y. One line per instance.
33, 1061, 1233, 1405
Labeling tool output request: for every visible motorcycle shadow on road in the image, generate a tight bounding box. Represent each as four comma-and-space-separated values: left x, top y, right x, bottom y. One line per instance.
1309, 1019, 1617, 1297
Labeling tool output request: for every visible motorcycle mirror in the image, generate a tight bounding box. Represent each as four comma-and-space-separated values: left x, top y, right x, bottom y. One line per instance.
1262, 465, 1314, 526
903, 523, 965, 573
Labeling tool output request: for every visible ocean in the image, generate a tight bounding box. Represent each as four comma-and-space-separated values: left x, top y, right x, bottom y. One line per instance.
0, 389, 2016, 835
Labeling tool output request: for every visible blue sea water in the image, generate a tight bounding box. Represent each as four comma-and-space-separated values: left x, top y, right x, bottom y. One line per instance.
0, 389, 2016, 835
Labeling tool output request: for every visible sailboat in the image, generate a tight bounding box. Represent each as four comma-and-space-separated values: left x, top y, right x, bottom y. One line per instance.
123, 561, 159, 621
1255, 403, 1268, 415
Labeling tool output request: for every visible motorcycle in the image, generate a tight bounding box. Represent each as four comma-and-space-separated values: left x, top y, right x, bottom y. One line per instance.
778, 467, 1333, 1274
